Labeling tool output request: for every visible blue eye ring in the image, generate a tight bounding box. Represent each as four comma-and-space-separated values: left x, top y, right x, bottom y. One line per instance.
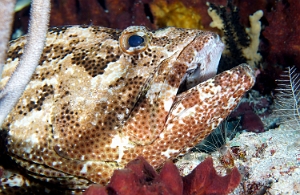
119, 26, 151, 54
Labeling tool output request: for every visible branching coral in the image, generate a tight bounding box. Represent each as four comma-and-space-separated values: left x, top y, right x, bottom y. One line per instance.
83, 156, 241, 195
242, 10, 263, 67
207, 2, 247, 71
207, 1, 263, 71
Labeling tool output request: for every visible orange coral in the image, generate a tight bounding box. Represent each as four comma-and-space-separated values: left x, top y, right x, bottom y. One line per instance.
149, 0, 204, 29
149, 0, 228, 30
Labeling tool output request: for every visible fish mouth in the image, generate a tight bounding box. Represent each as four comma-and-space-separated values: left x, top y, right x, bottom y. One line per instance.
177, 32, 225, 94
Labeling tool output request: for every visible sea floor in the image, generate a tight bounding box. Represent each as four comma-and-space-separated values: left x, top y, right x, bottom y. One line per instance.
176, 125, 300, 195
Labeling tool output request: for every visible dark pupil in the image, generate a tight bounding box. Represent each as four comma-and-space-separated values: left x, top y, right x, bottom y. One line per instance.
128, 35, 144, 47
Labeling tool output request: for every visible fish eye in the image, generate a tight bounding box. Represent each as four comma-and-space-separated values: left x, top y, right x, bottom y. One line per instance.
128, 35, 144, 47
119, 26, 151, 54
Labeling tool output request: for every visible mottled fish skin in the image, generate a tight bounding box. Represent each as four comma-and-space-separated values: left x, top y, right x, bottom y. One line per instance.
0, 25, 255, 189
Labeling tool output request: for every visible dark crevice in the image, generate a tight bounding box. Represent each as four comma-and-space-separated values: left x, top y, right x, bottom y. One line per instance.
143, 3, 154, 23
97, 0, 107, 10
75, 0, 81, 13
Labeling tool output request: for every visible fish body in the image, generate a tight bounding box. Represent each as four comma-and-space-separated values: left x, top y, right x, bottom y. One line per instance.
0, 25, 254, 189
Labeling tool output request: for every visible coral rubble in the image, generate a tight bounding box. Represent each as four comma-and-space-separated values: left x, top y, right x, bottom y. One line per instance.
229, 129, 300, 194
83, 156, 241, 195
176, 128, 300, 195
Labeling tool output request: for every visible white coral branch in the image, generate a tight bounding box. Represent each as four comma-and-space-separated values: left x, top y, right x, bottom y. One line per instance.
0, 0, 51, 126
242, 10, 263, 68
